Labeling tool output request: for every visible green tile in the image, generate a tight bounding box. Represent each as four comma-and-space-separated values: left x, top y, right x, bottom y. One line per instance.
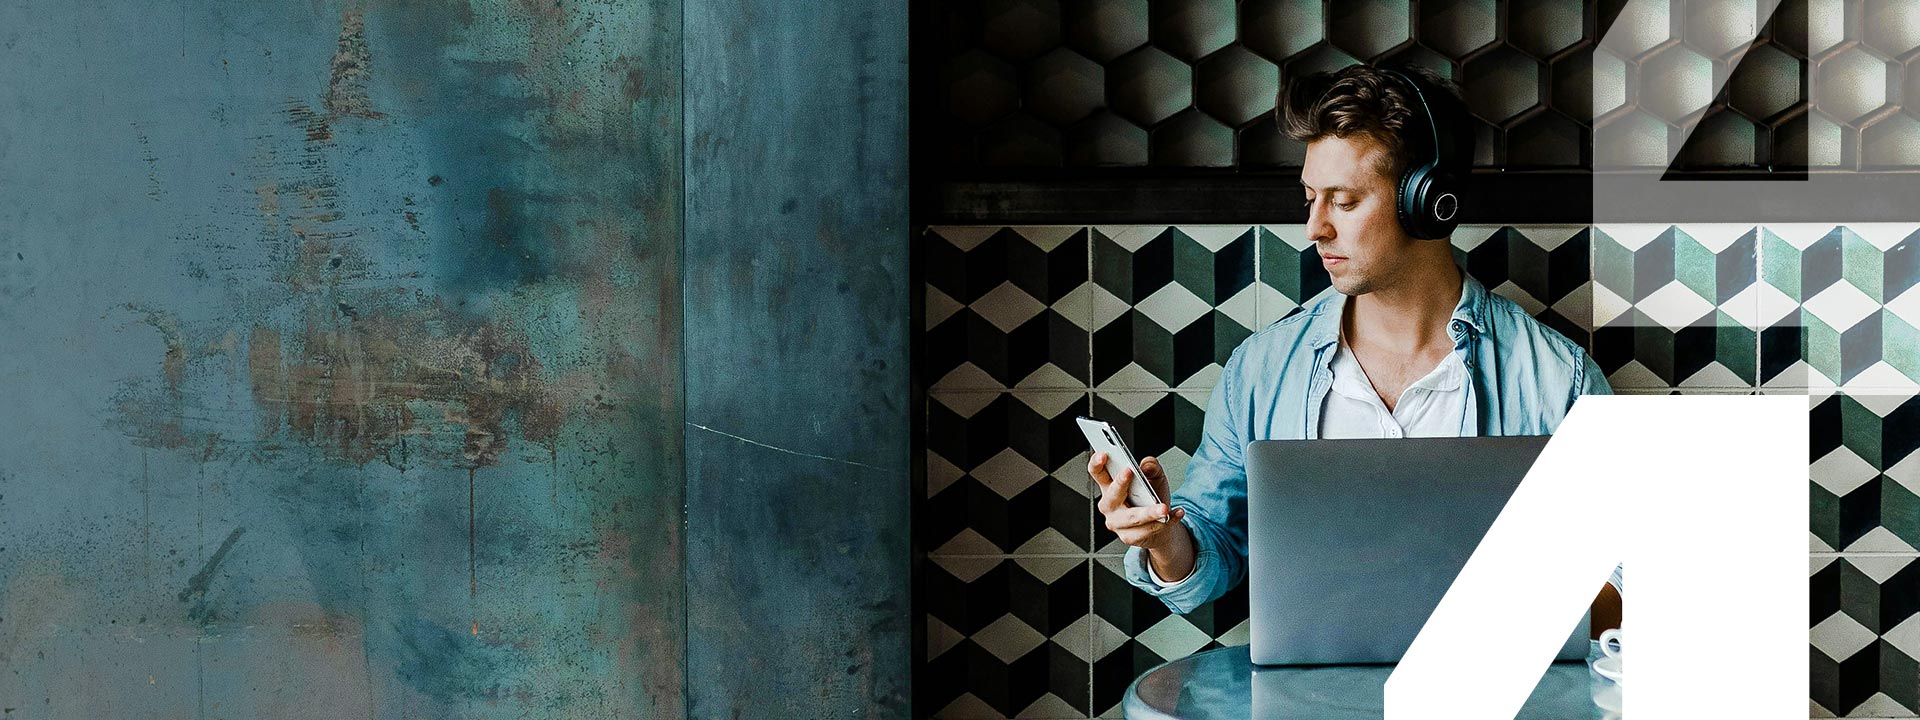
1883, 481, 1920, 550
1841, 395, 1887, 469
1762, 229, 1801, 299
1842, 228, 1886, 302
1812, 481, 1841, 550
1171, 230, 1217, 304
1886, 312, 1920, 383
1675, 231, 1718, 301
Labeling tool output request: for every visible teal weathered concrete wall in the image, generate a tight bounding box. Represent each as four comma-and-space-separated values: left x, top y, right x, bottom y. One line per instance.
1, 0, 912, 715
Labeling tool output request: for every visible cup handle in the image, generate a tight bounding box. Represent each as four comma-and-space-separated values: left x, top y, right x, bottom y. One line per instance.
1598, 628, 1623, 660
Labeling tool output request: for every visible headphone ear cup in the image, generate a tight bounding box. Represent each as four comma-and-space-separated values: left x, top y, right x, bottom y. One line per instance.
1424, 172, 1462, 240
1397, 165, 1436, 240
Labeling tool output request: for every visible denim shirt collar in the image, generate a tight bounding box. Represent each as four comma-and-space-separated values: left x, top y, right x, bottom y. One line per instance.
1302, 265, 1488, 352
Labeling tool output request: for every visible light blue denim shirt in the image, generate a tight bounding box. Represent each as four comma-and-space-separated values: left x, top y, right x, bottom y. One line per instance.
1122, 269, 1615, 614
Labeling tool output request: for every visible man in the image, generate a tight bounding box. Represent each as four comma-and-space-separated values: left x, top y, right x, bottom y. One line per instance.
1087, 64, 1623, 646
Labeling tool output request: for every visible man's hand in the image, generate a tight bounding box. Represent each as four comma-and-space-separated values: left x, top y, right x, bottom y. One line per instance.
1098, 453, 1182, 556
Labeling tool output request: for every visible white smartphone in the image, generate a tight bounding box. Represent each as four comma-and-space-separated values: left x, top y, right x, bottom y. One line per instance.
1076, 415, 1167, 523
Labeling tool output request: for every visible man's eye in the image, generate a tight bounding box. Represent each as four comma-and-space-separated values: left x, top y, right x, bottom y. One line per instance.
1337, 201, 1357, 211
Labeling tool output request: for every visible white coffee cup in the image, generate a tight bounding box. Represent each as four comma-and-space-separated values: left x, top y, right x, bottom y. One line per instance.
1592, 628, 1623, 683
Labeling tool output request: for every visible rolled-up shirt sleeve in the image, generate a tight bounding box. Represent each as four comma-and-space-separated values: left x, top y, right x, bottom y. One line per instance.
1120, 346, 1251, 615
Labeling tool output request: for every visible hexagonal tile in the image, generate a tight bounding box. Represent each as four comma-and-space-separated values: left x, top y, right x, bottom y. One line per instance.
1595, 110, 1670, 167
1151, 109, 1233, 166
946, 50, 1021, 126
1682, 0, 1758, 58
1727, 43, 1805, 121
1327, 0, 1411, 61
1463, 46, 1542, 123
1770, 0, 1846, 58
1637, 44, 1716, 122
1067, 112, 1149, 166
981, 113, 1065, 167
1108, 47, 1192, 126
1815, 48, 1891, 124
1673, 109, 1757, 167
1772, 109, 1846, 167
1239, 0, 1323, 62
1237, 115, 1307, 167
1510, 0, 1586, 59
1420, 0, 1496, 59
1149, 0, 1235, 62
1599, 0, 1672, 58
1863, 0, 1920, 60
1195, 46, 1279, 126
1065, 0, 1149, 63
1281, 44, 1362, 80
1379, 44, 1454, 80
1029, 48, 1106, 126
1551, 49, 1630, 123
1863, 113, 1920, 167
1507, 110, 1584, 166
983, 0, 1064, 62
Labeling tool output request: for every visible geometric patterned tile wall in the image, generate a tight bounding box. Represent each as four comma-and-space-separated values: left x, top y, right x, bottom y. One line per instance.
925, 0, 1920, 173
922, 224, 1920, 719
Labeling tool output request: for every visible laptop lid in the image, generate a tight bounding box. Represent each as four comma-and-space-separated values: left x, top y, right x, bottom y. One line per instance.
1245, 435, 1592, 666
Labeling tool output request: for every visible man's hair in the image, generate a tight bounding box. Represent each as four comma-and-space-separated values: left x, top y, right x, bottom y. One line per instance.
1277, 64, 1467, 182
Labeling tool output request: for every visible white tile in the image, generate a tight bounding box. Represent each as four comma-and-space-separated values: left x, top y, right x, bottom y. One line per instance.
1809, 611, 1878, 661
1450, 225, 1501, 252
929, 616, 966, 661
1844, 527, 1920, 554
1847, 555, 1916, 584
1053, 281, 1098, 332
1676, 225, 1754, 253
1095, 366, 1168, 395
1015, 528, 1085, 557
1215, 283, 1260, 331
1181, 226, 1251, 252
1017, 692, 1085, 719
934, 530, 1004, 560
934, 363, 1003, 393
1095, 226, 1165, 252
1810, 447, 1879, 497
1881, 611, 1920, 666
1135, 283, 1211, 332
931, 226, 997, 251
1884, 451, 1920, 496
974, 614, 1047, 664
1801, 281, 1880, 333
976, 447, 1046, 500
1592, 283, 1633, 327
929, 451, 966, 498
1014, 226, 1083, 252
1014, 389, 1085, 418
932, 389, 1001, 418
1846, 692, 1914, 718
1509, 225, 1585, 251
931, 554, 1002, 584
975, 281, 1048, 334
1134, 615, 1211, 660
1014, 555, 1086, 584
934, 693, 999, 720
1595, 223, 1669, 251
1260, 224, 1314, 251
1016, 364, 1085, 391
928, 286, 965, 329
1638, 280, 1717, 331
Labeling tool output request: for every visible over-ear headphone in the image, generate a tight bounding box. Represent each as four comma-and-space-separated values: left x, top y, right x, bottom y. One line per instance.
1378, 66, 1467, 240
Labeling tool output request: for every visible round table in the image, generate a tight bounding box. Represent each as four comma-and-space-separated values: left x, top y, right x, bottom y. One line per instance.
1122, 646, 1613, 719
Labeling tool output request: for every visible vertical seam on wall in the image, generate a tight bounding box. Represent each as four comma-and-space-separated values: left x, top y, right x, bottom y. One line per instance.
678, 0, 691, 713
1085, 224, 1095, 719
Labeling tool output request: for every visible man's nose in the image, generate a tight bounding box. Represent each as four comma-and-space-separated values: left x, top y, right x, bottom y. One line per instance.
1306, 201, 1334, 243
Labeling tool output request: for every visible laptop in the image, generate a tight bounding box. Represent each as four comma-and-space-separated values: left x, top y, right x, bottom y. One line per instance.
1244, 435, 1592, 666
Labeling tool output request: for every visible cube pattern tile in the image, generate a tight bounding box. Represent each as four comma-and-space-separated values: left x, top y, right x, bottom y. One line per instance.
921, 223, 1920, 719
927, 0, 1920, 171
1591, 225, 1760, 389
1761, 225, 1920, 392
1810, 555, 1920, 717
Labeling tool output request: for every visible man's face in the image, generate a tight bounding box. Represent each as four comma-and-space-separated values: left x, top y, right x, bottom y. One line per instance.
1300, 133, 1420, 296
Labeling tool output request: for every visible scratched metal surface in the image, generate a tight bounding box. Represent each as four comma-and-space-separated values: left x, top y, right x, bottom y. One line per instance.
0, 1, 685, 717
681, 0, 912, 716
